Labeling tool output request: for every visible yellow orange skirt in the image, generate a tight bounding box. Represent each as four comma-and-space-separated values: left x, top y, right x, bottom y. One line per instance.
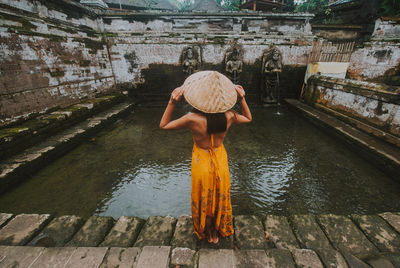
190, 138, 234, 239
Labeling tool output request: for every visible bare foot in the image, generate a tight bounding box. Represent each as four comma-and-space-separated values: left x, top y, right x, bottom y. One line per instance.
265, 231, 270, 241
211, 230, 219, 244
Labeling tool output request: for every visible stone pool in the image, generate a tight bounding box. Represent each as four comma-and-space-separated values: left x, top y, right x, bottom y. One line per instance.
0, 106, 399, 219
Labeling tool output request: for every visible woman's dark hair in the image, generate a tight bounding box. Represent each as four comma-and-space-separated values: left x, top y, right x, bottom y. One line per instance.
192, 108, 227, 134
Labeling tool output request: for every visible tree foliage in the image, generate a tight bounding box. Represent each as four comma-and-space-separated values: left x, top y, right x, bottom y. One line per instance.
377, 0, 400, 16
295, 0, 329, 13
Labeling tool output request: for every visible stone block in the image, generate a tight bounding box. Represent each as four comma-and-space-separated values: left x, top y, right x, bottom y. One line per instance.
290, 214, 331, 250
317, 214, 379, 257
64, 247, 108, 268
234, 249, 269, 268
384, 252, 400, 267
30, 247, 76, 268
28, 215, 84, 247
290, 248, 324, 268
234, 215, 267, 249
170, 215, 197, 250
314, 248, 348, 268
198, 249, 234, 268
264, 215, 299, 250
197, 234, 234, 249
100, 216, 145, 247
170, 247, 196, 268
352, 214, 400, 252
136, 246, 171, 268
0, 214, 51, 246
0, 246, 45, 267
379, 212, 400, 234
265, 248, 296, 267
367, 256, 395, 268
340, 250, 370, 268
134, 216, 177, 247
66, 215, 115, 247
0, 213, 12, 228
99, 247, 141, 268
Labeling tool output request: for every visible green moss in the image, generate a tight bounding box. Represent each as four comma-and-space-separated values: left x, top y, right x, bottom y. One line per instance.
73, 37, 106, 54
0, 11, 36, 31
46, 68, 65, 77
0, 127, 30, 139
104, 32, 117, 37
79, 60, 91, 67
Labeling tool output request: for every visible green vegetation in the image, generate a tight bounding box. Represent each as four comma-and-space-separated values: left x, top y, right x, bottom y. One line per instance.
377, 0, 400, 16
295, 0, 329, 13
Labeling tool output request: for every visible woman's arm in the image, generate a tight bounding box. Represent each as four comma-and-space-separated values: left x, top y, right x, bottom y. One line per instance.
230, 85, 252, 124
159, 87, 192, 130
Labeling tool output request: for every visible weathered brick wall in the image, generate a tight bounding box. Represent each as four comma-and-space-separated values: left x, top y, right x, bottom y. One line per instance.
0, 0, 116, 125
304, 75, 400, 146
103, 13, 314, 104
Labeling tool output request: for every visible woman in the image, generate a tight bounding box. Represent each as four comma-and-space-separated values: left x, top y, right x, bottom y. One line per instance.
159, 71, 252, 244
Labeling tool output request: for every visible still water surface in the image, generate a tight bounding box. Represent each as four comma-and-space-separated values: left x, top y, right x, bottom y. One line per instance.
0, 106, 399, 219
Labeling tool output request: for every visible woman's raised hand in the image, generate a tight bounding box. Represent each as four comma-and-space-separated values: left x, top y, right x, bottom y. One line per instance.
235, 85, 245, 101
170, 87, 184, 104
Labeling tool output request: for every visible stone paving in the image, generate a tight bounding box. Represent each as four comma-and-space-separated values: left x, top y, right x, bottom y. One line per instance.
0, 212, 399, 267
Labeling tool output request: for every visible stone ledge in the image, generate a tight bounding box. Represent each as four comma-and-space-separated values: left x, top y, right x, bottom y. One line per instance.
284, 98, 400, 179
0, 94, 125, 161
0, 100, 134, 194
0, 211, 398, 267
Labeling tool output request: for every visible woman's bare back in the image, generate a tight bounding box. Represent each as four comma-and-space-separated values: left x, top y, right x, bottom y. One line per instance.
188, 111, 236, 149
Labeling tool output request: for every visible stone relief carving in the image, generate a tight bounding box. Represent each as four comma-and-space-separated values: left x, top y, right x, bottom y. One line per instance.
181, 46, 201, 76
262, 47, 283, 104
224, 45, 243, 84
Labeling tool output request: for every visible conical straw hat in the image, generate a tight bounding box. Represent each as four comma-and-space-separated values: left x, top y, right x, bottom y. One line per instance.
182, 71, 237, 113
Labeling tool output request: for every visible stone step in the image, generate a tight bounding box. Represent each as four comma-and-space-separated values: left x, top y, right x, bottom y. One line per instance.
198, 249, 234, 268
0, 101, 134, 194
264, 215, 299, 250
170, 247, 196, 267
66, 216, 115, 247
1, 245, 399, 267
289, 214, 332, 250
234, 215, 268, 250
351, 214, 400, 252
28, 215, 84, 247
99, 247, 141, 268
317, 214, 379, 258
379, 212, 400, 234
290, 248, 324, 268
0, 213, 12, 228
134, 216, 177, 247
265, 248, 296, 268
135, 246, 171, 268
0, 214, 51, 246
100, 216, 145, 247
0, 246, 45, 267
284, 98, 400, 179
170, 215, 197, 250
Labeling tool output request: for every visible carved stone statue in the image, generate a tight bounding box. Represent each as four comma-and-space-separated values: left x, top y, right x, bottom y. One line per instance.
262, 47, 282, 104
181, 46, 201, 76
225, 46, 243, 84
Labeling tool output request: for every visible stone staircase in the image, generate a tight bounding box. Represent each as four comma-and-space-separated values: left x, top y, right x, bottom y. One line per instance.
0, 212, 399, 267
0, 95, 134, 194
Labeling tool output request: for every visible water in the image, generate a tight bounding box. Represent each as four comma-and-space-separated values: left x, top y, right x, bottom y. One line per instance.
0, 106, 399, 219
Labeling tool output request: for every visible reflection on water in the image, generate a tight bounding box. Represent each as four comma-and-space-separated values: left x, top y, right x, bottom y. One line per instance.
0, 106, 399, 219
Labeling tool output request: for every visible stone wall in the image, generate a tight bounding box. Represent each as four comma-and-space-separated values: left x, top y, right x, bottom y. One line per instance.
0, 0, 116, 126
304, 75, 400, 147
103, 12, 314, 103
311, 18, 400, 85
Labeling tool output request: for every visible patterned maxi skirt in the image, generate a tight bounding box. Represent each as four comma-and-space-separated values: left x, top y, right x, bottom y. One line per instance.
190, 135, 234, 239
